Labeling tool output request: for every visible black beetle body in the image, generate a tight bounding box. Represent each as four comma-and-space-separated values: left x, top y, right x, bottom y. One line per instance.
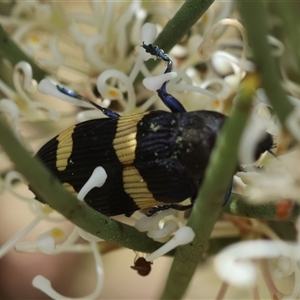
34, 109, 228, 216
32, 43, 274, 217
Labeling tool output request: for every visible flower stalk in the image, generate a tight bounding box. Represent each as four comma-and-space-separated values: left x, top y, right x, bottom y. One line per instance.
136, 0, 214, 82
237, 2, 293, 126
160, 74, 258, 299
274, 2, 300, 79
224, 194, 300, 222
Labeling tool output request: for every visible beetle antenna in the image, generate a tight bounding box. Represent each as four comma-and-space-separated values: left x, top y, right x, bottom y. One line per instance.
56, 85, 120, 119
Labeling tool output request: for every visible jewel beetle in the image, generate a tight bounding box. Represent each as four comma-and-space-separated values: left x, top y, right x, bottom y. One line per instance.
32, 43, 275, 217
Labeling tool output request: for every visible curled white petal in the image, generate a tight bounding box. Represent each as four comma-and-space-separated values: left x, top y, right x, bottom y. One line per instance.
212, 51, 255, 74
136, 8, 147, 20
53, 227, 81, 254
129, 54, 146, 82
6, 76, 59, 122
198, 36, 213, 61
267, 35, 285, 57
200, 78, 231, 101
288, 95, 300, 107
69, 13, 98, 45
135, 215, 156, 232
84, 35, 113, 71
48, 35, 65, 65
39, 228, 66, 243
147, 220, 179, 240
4, 170, 35, 202
256, 88, 270, 105
174, 82, 216, 100
130, 9, 147, 45
97, 70, 135, 112
0, 217, 41, 258
142, 23, 157, 44
32, 241, 104, 299
274, 256, 294, 279
77, 166, 107, 201
30, 102, 60, 121
37, 236, 56, 254
214, 240, 284, 287
15, 241, 39, 253
143, 72, 178, 91
146, 226, 195, 261
12, 65, 37, 108
198, 18, 247, 72
135, 210, 174, 232
115, 3, 137, 62
28, 201, 65, 222
212, 52, 235, 76
38, 35, 65, 69
14, 61, 34, 92
135, 22, 157, 63
0, 99, 19, 127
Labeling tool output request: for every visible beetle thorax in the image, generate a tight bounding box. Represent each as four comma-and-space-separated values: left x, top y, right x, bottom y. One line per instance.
176, 111, 226, 178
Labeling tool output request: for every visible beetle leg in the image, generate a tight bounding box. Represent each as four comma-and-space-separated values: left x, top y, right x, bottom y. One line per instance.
146, 205, 172, 216
157, 52, 186, 113
142, 42, 186, 113
156, 53, 186, 113
222, 180, 233, 206
141, 42, 170, 63
157, 81, 186, 113
168, 203, 193, 211
146, 203, 193, 217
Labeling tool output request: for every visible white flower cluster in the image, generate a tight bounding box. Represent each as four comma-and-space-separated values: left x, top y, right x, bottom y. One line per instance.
1, 1, 300, 299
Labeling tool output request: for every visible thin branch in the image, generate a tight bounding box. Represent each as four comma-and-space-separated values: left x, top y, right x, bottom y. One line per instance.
160, 74, 258, 299
223, 194, 300, 222
274, 2, 300, 79
238, 2, 293, 126
135, 0, 214, 83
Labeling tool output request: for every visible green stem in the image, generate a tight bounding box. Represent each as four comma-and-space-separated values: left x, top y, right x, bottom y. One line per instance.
0, 116, 162, 253
135, 0, 214, 83
224, 194, 300, 222
0, 2, 15, 16
160, 75, 257, 300
153, 0, 214, 57
238, 2, 293, 126
0, 24, 47, 82
274, 2, 300, 78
